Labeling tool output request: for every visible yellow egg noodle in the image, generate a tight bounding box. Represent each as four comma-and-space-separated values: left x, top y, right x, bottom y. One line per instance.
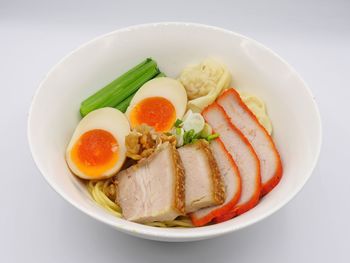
87, 180, 122, 217
87, 180, 193, 228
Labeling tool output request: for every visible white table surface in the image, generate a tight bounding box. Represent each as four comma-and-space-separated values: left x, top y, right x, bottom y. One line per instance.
1, 0, 349, 262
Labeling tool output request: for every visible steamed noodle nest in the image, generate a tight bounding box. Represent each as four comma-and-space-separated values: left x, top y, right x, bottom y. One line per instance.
87, 180, 193, 228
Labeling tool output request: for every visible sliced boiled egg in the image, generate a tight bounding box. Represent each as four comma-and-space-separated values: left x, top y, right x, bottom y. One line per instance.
66, 107, 130, 180
126, 77, 187, 132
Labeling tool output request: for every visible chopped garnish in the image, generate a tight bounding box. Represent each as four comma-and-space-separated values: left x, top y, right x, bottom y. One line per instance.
170, 112, 219, 146
174, 119, 183, 128
193, 132, 201, 140
125, 124, 176, 160
176, 127, 182, 135
200, 123, 212, 138
207, 133, 220, 141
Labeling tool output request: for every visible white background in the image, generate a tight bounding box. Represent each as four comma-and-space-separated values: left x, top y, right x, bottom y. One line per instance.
1, 0, 349, 262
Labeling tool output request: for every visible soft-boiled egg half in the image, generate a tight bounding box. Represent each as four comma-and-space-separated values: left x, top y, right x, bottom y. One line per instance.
126, 77, 187, 132
66, 107, 130, 180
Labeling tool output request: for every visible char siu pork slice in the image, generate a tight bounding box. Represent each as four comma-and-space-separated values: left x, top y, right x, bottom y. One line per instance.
217, 89, 282, 196
190, 139, 241, 226
202, 102, 261, 221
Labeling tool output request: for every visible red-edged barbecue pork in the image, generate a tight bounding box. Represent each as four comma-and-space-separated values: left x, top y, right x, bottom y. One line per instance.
202, 102, 261, 222
217, 89, 282, 196
191, 139, 241, 226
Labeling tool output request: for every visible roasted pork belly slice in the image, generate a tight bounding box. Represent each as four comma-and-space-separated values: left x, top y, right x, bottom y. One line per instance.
116, 142, 185, 223
178, 140, 225, 213
202, 103, 261, 221
191, 139, 241, 226
217, 89, 282, 196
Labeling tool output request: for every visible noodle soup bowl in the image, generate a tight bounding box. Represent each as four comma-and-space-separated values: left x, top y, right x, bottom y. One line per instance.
28, 23, 322, 242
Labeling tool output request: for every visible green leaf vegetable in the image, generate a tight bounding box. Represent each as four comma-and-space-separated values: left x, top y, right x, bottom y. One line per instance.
174, 119, 183, 128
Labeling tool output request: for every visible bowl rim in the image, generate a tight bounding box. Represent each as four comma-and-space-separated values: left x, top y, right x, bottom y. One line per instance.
27, 22, 322, 241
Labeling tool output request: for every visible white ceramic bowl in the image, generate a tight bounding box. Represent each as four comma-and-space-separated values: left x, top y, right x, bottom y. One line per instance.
28, 23, 322, 242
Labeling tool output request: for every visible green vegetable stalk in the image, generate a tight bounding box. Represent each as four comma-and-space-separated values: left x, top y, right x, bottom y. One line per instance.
80, 58, 159, 117
115, 94, 134, 113
114, 71, 167, 113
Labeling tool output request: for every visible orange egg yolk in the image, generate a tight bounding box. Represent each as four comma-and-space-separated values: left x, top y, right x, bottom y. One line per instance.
129, 97, 176, 132
71, 129, 119, 178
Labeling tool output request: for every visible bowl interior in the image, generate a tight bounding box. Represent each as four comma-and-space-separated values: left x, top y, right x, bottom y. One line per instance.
28, 23, 321, 241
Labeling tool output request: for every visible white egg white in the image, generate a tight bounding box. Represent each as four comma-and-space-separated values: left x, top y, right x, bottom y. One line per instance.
66, 107, 130, 179
126, 77, 188, 123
